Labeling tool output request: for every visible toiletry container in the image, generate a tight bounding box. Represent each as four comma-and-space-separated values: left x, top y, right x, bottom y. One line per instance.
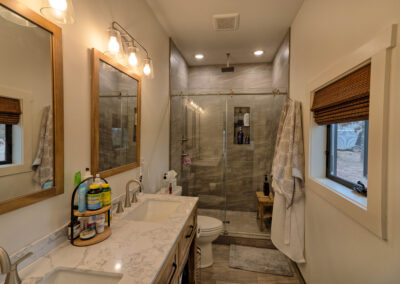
78, 183, 87, 212
83, 168, 92, 185
96, 214, 106, 233
102, 183, 111, 207
237, 127, 244, 144
243, 112, 250, 126
263, 175, 270, 196
87, 184, 102, 210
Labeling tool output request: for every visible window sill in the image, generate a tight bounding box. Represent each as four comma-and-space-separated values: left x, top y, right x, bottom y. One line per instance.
0, 163, 31, 177
313, 177, 367, 210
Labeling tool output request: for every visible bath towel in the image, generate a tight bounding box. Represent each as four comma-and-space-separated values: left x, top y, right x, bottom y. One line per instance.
32, 106, 53, 188
271, 98, 305, 263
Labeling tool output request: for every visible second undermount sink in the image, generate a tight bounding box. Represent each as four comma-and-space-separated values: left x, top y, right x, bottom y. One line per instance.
37, 267, 123, 284
124, 199, 181, 223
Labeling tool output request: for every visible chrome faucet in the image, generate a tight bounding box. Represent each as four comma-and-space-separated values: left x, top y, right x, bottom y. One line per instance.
112, 200, 124, 214
125, 179, 143, 207
0, 247, 32, 284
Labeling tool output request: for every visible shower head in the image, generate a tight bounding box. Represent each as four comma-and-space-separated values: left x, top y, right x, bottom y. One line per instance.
221, 53, 234, 72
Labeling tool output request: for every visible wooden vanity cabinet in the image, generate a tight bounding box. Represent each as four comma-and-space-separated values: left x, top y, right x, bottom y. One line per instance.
154, 205, 198, 284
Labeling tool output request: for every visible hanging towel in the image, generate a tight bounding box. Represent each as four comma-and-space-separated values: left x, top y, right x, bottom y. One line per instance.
271, 98, 305, 263
32, 106, 54, 188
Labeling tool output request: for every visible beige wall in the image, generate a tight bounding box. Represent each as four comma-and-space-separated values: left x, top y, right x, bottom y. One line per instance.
0, 0, 169, 254
290, 0, 400, 283
272, 31, 290, 91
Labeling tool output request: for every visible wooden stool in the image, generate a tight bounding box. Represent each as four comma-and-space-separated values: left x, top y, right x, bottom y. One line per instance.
256, 191, 274, 231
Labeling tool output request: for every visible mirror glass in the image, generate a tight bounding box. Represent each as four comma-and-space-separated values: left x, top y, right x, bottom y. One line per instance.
98, 60, 139, 172
0, 4, 54, 203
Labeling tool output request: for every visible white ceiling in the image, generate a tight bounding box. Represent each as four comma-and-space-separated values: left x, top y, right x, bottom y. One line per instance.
146, 0, 303, 66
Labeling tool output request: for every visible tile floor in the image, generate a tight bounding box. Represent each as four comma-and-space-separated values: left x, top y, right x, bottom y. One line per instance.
200, 245, 302, 284
198, 209, 271, 236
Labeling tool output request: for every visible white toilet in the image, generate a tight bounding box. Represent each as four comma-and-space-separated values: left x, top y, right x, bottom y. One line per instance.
156, 186, 223, 267
197, 215, 223, 268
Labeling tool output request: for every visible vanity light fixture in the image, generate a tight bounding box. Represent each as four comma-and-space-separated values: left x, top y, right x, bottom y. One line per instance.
108, 29, 121, 55
40, 0, 75, 24
195, 54, 204, 60
253, 50, 264, 56
107, 21, 153, 77
128, 44, 138, 67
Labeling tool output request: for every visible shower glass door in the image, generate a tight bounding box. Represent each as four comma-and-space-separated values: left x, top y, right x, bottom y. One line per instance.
171, 95, 228, 224
170, 93, 286, 237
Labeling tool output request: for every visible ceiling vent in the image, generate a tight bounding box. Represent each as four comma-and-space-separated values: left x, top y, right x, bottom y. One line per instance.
213, 13, 240, 31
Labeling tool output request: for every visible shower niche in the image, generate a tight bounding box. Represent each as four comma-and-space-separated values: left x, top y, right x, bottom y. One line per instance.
234, 107, 251, 144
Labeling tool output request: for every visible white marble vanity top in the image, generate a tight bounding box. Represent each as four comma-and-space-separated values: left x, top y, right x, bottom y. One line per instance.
18, 194, 198, 284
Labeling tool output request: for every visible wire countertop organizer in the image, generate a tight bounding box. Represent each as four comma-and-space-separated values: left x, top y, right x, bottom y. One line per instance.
70, 177, 111, 246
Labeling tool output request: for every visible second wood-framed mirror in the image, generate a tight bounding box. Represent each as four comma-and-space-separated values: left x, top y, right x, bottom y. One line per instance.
91, 48, 141, 178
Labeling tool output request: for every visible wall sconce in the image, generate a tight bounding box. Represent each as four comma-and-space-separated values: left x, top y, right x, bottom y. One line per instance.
40, 0, 75, 24
107, 21, 153, 78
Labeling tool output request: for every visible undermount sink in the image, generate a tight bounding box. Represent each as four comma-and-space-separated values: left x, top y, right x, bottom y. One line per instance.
37, 267, 123, 284
124, 199, 181, 223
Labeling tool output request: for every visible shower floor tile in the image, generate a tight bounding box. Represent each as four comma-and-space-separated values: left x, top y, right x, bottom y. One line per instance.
198, 208, 271, 236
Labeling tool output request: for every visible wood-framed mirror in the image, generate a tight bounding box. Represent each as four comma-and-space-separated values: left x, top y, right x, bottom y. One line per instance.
91, 48, 141, 178
0, 0, 64, 214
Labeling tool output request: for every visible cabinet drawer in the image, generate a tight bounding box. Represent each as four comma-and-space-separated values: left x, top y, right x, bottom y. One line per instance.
155, 248, 178, 284
178, 208, 197, 264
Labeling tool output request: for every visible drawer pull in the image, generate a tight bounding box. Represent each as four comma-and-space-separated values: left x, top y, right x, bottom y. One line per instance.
186, 225, 194, 238
168, 262, 177, 284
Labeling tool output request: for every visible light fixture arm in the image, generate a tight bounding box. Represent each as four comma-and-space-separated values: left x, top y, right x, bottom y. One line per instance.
111, 21, 150, 59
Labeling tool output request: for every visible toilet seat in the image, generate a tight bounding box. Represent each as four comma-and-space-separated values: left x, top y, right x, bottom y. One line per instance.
198, 215, 223, 235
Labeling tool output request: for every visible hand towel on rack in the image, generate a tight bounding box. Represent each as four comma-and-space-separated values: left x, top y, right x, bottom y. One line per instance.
32, 106, 53, 188
271, 99, 305, 263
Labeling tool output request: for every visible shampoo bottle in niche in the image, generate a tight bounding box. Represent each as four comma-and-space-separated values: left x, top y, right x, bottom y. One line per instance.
237, 127, 244, 144
243, 112, 250, 127
263, 175, 270, 196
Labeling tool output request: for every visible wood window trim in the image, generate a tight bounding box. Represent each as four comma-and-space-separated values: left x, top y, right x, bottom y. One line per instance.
306, 24, 397, 239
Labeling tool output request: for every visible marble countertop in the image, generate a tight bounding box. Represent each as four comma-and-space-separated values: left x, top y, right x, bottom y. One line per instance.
19, 194, 198, 284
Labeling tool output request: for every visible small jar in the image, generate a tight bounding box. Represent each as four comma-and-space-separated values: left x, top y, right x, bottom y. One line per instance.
68, 218, 80, 240
87, 184, 102, 210
101, 183, 111, 207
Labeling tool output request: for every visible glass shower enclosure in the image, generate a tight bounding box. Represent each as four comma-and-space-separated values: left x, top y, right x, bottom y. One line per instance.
170, 93, 286, 237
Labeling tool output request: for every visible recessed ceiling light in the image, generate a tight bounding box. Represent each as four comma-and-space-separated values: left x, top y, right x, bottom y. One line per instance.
195, 54, 204, 60
254, 50, 264, 56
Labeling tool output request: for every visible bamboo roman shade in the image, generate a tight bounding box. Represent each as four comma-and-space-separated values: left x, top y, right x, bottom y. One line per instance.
0, 97, 21, 124
311, 63, 371, 125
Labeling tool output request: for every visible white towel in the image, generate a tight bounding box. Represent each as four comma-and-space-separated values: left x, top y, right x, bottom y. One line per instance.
32, 106, 53, 188
271, 99, 305, 263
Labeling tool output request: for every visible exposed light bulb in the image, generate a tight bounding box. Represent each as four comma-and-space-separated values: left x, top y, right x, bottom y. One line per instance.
253, 50, 264, 56
143, 63, 151, 75
49, 0, 67, 11
128, 51, 138, 67
108, 36, 120, 54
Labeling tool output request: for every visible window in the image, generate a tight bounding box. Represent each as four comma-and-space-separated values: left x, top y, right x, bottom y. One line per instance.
0, 124, 12, 165
327, 120, 368, 193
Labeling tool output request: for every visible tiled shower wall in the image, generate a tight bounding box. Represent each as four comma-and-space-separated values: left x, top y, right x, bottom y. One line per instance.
170, 32, 290, 212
